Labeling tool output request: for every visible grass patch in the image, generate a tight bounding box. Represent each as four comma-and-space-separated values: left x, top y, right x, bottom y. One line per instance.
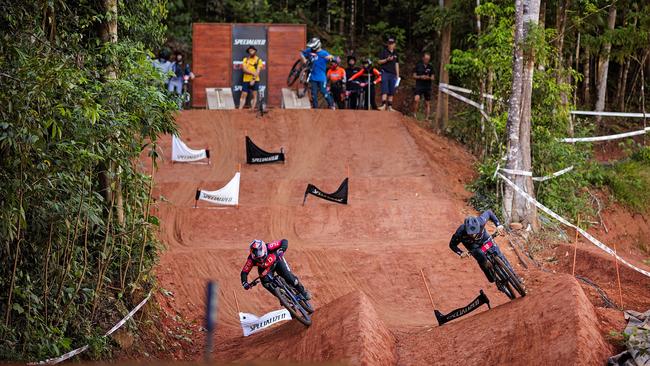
602, 160, 650, 213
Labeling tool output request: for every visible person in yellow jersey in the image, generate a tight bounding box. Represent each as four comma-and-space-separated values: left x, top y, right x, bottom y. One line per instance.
239, 46, 264, 109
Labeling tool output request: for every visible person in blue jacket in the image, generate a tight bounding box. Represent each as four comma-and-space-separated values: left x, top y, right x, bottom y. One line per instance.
301, 37, 337, 109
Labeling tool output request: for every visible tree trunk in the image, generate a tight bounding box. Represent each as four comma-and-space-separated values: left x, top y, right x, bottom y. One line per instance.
595, 4, 616, 124
100, 0, 124, 225
583, 45, 591, 106
350, 0, 356, 48
435, 0, 452, 132
556, 0, 570, 107
503, 0, 541, 230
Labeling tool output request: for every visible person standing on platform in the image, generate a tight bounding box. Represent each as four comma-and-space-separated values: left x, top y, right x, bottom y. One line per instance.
377, 36, 400, 111
412, 52, 435, 119
239, 46, 264, 110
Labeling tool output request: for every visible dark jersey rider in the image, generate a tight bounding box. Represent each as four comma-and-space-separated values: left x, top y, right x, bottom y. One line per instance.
241, 239, 312, 300
449, 210, 515, 284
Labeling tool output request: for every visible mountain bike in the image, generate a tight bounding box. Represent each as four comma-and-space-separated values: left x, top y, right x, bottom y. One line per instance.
470, 232, 526, 300
287, 56, 313, 98
249, 257, 313, 326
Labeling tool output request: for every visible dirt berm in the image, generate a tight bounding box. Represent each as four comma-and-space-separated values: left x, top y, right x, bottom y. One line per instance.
399, 271, 613, 365
216, 292, 396, 365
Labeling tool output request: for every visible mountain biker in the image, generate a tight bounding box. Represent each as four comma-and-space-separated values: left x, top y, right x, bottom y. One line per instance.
327, 58, 347, 109
349, 59, 381, 110
241, 239, 312, 300
240, 46, 264, 110
301, 37, 336, 109
345, 56, 361, 109
449, 210, 515, 284
377, 36, 400, 111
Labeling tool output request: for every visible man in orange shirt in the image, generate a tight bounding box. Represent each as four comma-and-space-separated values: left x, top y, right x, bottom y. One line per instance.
326, 58, 346, 109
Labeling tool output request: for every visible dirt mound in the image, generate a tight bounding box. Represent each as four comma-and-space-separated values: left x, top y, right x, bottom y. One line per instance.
215, 292, 396, 365
399, 271, 614, 365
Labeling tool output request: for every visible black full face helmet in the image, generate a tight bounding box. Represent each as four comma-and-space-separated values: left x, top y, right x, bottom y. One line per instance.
464, 216, 482, 240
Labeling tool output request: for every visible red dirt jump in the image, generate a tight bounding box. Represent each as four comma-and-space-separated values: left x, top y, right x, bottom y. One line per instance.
148, 110, 632, 365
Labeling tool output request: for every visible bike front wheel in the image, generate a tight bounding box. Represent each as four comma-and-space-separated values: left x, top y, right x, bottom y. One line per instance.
273, 286, 311, 326
287, 59, 303, 86
494, 256, 526, 297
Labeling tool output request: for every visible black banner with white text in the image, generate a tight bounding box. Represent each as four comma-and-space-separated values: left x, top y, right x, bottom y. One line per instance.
434, 290, 490, 326
303, 178, 349, 205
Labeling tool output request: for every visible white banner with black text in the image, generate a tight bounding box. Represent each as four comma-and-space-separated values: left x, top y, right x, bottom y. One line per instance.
196, 172, 240, 206
239, 309, 291, 337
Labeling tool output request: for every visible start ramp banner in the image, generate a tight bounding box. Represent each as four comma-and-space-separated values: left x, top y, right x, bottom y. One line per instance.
246, 136, 285, 164
195, 172, 240, 206
239, 308, 291, 337
172, 135, 210, 163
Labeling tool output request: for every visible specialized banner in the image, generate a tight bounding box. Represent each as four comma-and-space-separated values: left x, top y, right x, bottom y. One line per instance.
239, 309, 291, 337
302, 178, 349, 205
232, 24, 268, 108
246, 136, 285, 164
497, 172, 650, 278
434, 290, 491, 326
172, 135, 209, 162
196, 172, 240, 206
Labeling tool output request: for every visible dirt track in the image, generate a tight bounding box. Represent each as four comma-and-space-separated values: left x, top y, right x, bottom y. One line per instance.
149, 109, 636, 365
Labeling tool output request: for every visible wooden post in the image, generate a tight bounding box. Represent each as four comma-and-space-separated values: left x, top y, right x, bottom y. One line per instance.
572, 215, 579, 276
613, 242, 624, 309
420, 268, 436, 310
233, 289, 241, 314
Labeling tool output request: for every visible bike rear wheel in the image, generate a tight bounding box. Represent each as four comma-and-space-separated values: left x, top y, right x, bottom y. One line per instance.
273, 285, 311, 326
494, 256, 526, 297
287, 59, 303, 86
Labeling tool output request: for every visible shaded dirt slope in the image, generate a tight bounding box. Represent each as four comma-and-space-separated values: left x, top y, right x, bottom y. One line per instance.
216, 292, 396, 365
146, 109, 633, 365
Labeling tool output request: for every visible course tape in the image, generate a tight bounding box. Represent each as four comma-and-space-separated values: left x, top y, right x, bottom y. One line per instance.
560, 127, 650, 143
438, 83, 500, 101
500, 166, 574, 182
497, 172, 650, 278
28, 292, 152, 365
571, 110, 650, 118
439, 86, 490, 120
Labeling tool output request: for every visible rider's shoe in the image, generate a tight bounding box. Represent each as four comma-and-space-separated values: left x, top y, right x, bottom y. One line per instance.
378, 104, 387, 111
387, 106, 395, 112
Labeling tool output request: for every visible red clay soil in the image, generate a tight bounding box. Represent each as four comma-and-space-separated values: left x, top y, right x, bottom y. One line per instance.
145, 109, 636, 365
216, 292, 396, 365
398, 271, 615, 366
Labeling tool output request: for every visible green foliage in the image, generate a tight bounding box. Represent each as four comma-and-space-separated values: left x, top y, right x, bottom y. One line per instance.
596, 147, 650, 213
0, 0, 176, 361
447, 1, 598, 220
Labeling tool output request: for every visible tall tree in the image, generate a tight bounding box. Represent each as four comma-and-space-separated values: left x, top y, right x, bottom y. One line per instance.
503, 0, 541, 229
595, 4, 617, 123
435, 0, 452, 131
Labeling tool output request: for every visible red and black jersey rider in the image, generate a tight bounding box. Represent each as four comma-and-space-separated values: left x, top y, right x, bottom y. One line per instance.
241, 239, 312, 300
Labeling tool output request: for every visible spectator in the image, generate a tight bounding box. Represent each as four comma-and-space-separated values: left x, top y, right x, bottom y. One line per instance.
412, 52, 435, 119
301, 37, 336, 109
152, 49, 173, 87
349, 58, 381, 110
327, 58, 347, 109
239, 46, 264, 109
345, 56, 361, 109
169, 52, 194, 98
377, 36, 400, 111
